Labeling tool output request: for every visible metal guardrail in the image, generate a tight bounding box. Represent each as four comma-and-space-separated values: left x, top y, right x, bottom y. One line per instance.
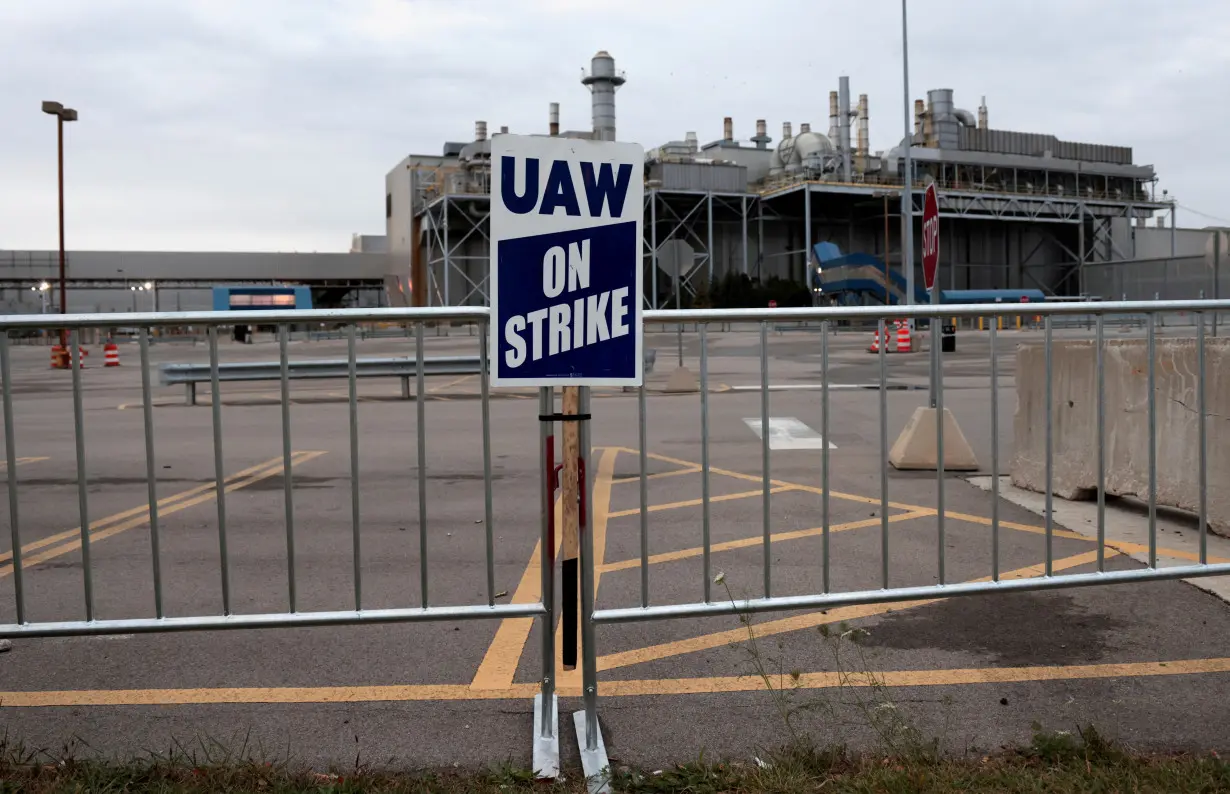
159, 355, 483, 405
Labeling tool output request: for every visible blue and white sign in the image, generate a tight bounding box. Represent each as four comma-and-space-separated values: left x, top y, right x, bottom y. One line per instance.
490, 134, 644, 387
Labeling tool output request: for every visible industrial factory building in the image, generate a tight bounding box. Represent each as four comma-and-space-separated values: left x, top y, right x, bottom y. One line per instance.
388, 51, 1221, 310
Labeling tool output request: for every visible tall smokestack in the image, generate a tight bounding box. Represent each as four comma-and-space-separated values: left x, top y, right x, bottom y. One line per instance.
857, 94, 869, 158
751, 119, 770, 149
828, 91, 839, 145
800, 122, 811, 134
838, 76, 852, 181
723, 116, 733, 141
475, 121, 487, 141
782, 121, 792, 139
549, 102, 560, 136
977, 95, 988, 130
914, 99, 925, 137
581, 50, 625, 142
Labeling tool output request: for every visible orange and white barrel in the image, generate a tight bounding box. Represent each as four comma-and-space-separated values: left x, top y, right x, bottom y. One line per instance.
896, 321, 912, 353
104, 342, 120, 367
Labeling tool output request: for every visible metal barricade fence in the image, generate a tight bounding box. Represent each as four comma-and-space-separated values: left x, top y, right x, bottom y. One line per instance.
1, 300, 1228, 788
0, 306, 561, 775
568, 298, 1230, 790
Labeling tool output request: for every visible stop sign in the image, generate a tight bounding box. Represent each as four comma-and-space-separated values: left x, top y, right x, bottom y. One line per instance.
921, 182, 940, 291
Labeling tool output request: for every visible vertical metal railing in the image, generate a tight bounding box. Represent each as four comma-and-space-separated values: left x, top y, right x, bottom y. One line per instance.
989, 318, 1000, 581
1146, 313, 1158, 568
878, 317, 889, 588
415, 323, 429, 607
69, 329, 94, 620
820, 320, 831, 593
638, 383, 649, 607
347, 323, 362, 611
138, 329, 165, 617
538, 386, 556, 739
208, 326, 231, 615
1043, 315, 1054, 575
759, 322, 771, 598
480, 324, 496, 607
279, 325, 297, 612
699, 325, 712, 603
0, 332, 24, 625
578, 387, 599, 752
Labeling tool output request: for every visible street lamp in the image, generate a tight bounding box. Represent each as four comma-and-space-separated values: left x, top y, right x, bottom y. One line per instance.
33, 282, 51, 313
42, 100, 78, 348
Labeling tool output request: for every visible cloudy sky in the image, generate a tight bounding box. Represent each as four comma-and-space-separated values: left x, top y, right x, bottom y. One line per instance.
3, 0, 1229, 252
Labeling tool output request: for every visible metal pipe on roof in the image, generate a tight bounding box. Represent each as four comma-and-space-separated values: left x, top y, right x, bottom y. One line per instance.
723, 116, 733, 142
475, 121, 487, 142
751, 119, 770, 149
978, 96, 988, 130
914, 99, 925, 138
782, 121, 792, 140
838, 76, 852, 181
799, 122, 811, 134
549, 103, 560, 137
581, 50, 625, 142
857, 94, 869, 158
829, 91, 839, 145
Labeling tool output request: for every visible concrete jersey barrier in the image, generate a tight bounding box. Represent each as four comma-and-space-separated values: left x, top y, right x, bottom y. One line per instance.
1012, 337, 1230, 535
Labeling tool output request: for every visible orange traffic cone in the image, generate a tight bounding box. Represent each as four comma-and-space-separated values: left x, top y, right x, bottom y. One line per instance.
896, 321, 912, 353
868, 328, 880, 353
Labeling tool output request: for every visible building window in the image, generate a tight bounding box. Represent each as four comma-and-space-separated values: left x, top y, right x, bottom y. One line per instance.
386, 193, 393, 219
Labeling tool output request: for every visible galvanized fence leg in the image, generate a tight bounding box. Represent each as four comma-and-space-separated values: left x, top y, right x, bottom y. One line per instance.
533, 386, 559, 779
572, 386, 611, 793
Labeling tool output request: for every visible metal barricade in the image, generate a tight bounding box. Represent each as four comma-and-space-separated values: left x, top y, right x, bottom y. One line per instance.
0, 306, 561, 777
569, 298, 1230, 790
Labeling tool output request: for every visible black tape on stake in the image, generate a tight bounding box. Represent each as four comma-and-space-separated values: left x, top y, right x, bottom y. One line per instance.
562, 557, 577, 670
539, 413, 592, 423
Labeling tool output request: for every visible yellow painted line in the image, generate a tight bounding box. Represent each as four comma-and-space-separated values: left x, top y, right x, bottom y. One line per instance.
0, 456, 296, 565
599, 510, 932, 575
611, 466, 702, 485
469, 499, 561, 690
599, 657, 1230, 697
597, 549, 1102, 672
0, 456, 49, 471
4, 655, 1229, 707
611, 448, 1219, 565
0, 453, 325, 578
428, 374, 474, 393
606, 485, 796, 519
472, 447, 619, 691
619, 448, 921, 511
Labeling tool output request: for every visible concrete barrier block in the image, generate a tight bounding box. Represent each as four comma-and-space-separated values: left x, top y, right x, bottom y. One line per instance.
1012, 338, 1230, 534
663, 366, 699, 394
889, 406, 980, 471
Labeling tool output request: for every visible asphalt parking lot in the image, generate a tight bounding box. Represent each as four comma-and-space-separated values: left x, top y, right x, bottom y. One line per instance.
1, 323, 1228, 770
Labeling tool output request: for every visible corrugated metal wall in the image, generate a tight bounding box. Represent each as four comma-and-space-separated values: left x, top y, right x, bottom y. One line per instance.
651, 162, 748, 193
959, 128, 1132, 165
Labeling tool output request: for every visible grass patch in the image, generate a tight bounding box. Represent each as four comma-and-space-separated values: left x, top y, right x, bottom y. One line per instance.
0, 728, 1227, 793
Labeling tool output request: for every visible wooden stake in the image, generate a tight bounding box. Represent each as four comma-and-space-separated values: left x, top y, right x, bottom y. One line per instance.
561, 386, 580, 671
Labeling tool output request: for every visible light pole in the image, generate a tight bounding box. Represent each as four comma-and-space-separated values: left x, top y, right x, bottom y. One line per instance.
900, 0, 915, 308
31, 282, 51, 314
42, 101, 77, 348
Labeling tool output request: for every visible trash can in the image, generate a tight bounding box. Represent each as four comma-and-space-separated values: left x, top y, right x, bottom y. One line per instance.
941, 324, 956, 353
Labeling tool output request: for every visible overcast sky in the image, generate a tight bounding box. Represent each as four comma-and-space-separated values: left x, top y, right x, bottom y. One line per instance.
3, 0, 1228, 252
